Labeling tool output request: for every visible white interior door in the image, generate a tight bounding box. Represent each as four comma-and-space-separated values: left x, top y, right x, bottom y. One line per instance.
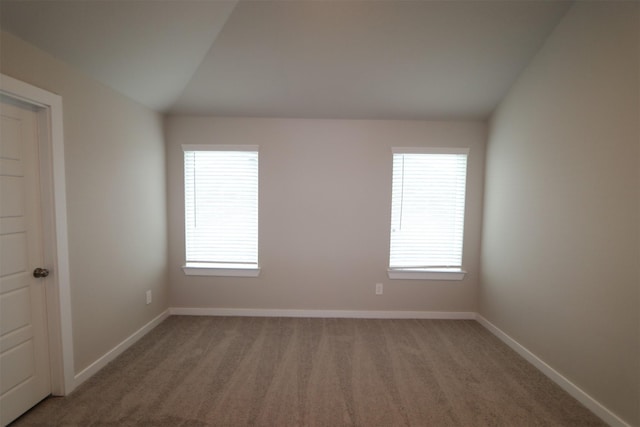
0, 97, 52, 426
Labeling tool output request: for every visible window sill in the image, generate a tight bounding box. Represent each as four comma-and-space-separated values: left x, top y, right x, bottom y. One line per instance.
387, 268, 466, 281
182, 263, 260, 277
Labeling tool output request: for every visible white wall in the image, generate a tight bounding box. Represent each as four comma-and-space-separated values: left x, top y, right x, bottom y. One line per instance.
481, 2, 639, 425
166, 117, 485, 313
0, 31, 169, 373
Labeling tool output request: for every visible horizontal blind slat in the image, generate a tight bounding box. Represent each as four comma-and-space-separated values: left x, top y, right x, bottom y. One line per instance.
184, 150, 258, 265
389, 151, 467, 269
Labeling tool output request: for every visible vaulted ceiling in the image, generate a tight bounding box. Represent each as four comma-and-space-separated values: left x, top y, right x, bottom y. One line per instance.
0, 0, 572, 119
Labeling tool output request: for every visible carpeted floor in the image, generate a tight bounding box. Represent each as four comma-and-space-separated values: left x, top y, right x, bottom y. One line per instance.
12, 316, 605, 426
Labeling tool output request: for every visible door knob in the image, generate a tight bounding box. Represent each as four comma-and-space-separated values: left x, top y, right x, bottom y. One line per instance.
33, 268, 49, 278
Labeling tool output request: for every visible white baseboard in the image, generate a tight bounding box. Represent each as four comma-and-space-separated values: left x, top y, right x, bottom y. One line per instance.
168, 307, 476, 320
73, 310, 170, 388
476, 315, 630, 427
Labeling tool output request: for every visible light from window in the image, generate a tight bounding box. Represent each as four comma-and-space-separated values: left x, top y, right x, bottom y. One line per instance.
389, 148, 468, 277
183, 145, 258, 274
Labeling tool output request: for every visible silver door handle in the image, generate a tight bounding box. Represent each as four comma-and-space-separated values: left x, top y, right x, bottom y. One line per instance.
33, 268, 49, 278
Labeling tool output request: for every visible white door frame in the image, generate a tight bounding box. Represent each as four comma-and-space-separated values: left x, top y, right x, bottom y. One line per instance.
0, 73, 75, 395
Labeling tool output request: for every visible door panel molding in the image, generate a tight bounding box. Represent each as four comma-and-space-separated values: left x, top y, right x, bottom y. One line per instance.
0, 73, 74, 396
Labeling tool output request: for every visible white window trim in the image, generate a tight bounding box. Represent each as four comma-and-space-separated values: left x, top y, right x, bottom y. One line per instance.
392, 147, 469, 155
182, 144, 259, 152
182, 263, 260, 277
182, 144, 260, 278
387, 268, 466, 281
388, 147, 469, 281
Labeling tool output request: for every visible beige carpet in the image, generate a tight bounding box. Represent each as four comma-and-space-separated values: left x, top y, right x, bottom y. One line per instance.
12, 316, 605, 426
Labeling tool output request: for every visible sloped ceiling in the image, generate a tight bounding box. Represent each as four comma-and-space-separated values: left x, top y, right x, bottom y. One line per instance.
0, 0, 238, 110
0, 0, 572, 119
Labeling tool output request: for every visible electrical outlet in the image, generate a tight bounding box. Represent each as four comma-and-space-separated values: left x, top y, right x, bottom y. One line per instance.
146, 290, 152, 305
375, 283, 383, 295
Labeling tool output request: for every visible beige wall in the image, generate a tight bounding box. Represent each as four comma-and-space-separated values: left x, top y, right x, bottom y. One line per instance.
0, 31, 169, 373
166, 117, 485, 312
480, 2, 639, 425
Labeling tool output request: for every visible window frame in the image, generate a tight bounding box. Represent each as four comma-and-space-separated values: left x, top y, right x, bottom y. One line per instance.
387, 147, 469, 281
181, 144, 260, 277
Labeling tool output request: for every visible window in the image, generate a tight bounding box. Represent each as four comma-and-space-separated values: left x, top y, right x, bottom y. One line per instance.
182, 145, 259, 277
388, 147, 468, 280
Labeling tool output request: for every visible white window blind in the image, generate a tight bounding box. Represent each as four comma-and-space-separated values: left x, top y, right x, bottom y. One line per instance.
183, 146, 258, 270
389, 148, 468, 271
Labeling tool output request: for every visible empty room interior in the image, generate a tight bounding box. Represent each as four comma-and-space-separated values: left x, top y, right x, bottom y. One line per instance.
0, 0, 638, 426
